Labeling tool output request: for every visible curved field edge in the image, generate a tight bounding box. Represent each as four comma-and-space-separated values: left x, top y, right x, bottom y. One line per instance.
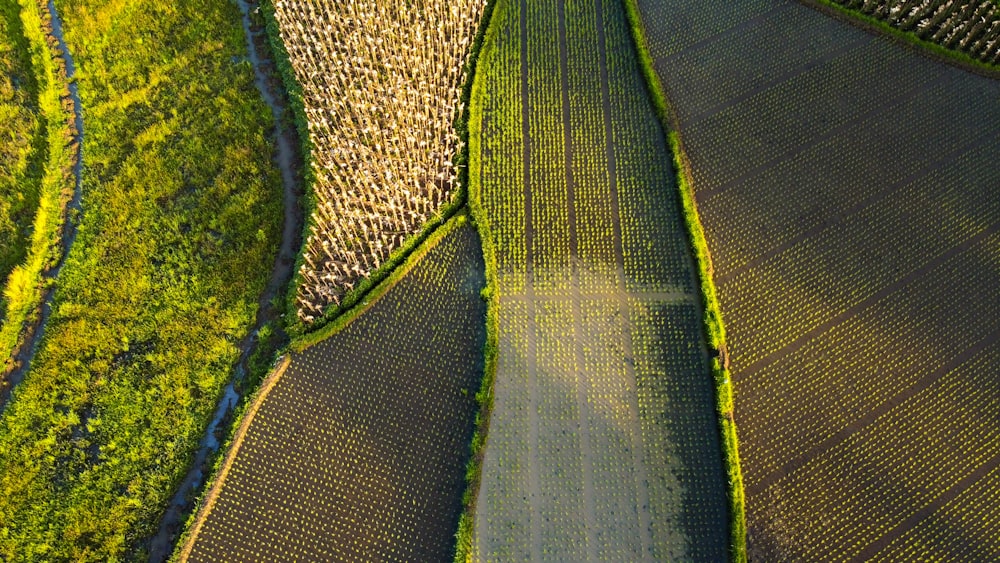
622, 1, 747, 560
453, 0, 503, 560
0, 0, 76, 388
281, 0, 498, 339
171, 211, 481, 561
798, 0, 1000, 79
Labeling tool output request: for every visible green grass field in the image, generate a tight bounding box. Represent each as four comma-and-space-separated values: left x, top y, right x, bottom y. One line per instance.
0, 0, 42, 308
0, 0, 284, 559
181, 218, 487, 562
469, 0, 729, 559
637, 0, 1000, 559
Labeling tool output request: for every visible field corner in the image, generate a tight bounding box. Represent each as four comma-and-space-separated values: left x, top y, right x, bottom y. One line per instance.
622, 1, 747, 560
798, 0, 1000, 80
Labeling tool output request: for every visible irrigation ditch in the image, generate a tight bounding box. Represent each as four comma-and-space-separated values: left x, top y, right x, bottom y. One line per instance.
146, 0, 304, 559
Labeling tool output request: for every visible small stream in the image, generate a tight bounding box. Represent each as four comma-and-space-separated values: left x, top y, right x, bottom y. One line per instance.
0, 0, 85, 415
146, 0, 304, 559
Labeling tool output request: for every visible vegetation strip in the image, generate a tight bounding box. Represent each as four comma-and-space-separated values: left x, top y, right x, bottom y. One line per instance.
0, 0, 78, 410
798, 0, 1000, 78
146, 0, 305, 556
471, 0, 729, 559
622, 1, 747, 560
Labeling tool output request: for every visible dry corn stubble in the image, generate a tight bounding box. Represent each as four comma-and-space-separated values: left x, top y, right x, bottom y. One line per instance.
273, 0, 487, 321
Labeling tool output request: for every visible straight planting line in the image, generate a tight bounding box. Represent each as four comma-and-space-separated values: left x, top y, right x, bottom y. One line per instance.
694, 49, 953, 202
715, 126, 1000, 285
501, 291, 694, 303
556, 0, 598, 558
594, 0, 653, 555
655, 2, 793, 66
177, 355, 292, 562
520, 1, 542, 560
735, 220, 1000, 382
849, 451, 1000, 561
747, 320, 1000, 497
683, 33, 873, 129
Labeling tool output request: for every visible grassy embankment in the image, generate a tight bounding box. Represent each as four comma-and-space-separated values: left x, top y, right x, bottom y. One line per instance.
0, 0, 283, 559
0, 0, 75, 376
622, 1, 747, 561
453, 0, 502, 560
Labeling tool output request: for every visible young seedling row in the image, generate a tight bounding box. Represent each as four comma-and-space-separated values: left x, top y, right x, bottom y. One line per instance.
271, 0, 487, 320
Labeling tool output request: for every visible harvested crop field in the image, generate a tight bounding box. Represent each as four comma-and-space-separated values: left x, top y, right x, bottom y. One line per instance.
183, 220, 487, 562
636, 0, 1000, 559
272, 0, 488, 319
470, 0, 728, 560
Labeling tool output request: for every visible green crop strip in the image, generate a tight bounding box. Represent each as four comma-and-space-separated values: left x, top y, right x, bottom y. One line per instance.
622, 1, 747, 561
0, 0, 75, 380
800, 0, 1000, 79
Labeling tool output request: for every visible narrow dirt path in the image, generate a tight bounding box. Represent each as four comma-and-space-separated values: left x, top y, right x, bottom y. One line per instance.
147, 0, 303, 559
0, 0, 84, 415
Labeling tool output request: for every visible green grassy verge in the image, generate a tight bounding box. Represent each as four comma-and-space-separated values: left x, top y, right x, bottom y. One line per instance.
453, 1, 502, 561
801, 0, 1000, 79
0, 0, 284, 558
622, 1, 747, 561
0, 0, 74, 375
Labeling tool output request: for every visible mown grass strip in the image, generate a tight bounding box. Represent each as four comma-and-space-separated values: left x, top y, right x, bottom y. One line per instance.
622, 1, 746, 561
454, 1, 503, 561
800, 0, 1000, 79
0, 0, 76, 385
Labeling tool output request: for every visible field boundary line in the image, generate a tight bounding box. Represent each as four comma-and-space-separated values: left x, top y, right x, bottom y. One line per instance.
736, 220, 1000, 382
748, 324, 1000, 496
447, 0, 503, 559
622, 1, 746, 560
291, 213, 472, 352
176, 354, 292, 563
850, 451, 1000, 561
797, 0, 1000, 80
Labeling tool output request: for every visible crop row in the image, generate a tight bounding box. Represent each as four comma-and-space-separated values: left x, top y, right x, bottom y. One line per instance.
271, 0, 487, 320
747, 347, 1000, 561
